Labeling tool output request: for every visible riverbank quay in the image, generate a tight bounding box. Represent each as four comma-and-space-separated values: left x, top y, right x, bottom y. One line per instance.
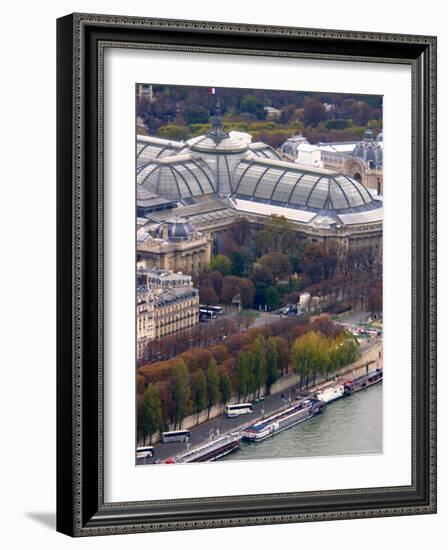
137, 339, 382, 464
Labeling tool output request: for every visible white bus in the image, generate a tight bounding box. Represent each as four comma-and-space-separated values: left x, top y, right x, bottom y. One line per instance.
225, 403, 254, 418
136, 446, 154, 459
199, 309, 216, 322
201, 305, 223, 315
161, 430, 191, 443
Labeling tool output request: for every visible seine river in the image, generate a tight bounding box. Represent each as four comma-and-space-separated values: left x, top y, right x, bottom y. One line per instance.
221, 382, 382, 461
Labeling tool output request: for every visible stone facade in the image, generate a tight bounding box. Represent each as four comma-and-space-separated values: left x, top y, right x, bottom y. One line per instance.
137, 233, 212, 275
136, 269, 200, 360
136, 115, 383, 260
153, 287, 200, 339
137, 218, 212, 276
136, 287, 155, 360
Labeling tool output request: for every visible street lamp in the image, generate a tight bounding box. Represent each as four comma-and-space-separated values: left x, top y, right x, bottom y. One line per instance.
280, 394, 289, 409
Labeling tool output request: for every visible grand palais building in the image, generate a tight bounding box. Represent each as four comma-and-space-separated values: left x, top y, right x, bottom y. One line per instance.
136, 107, 383, 276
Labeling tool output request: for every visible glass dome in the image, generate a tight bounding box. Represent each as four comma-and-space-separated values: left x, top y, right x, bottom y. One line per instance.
189, 135, 249, 154
233, 158, 378, 212
352, 128, 383, 169
137, 155, 216, 200
155, 217, 197, 241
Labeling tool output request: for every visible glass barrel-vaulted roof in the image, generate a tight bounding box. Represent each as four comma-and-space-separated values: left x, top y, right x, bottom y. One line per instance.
248, 142, 283, 161
136, 135, 186, 165
137, 154, 216, 200
192, 151, 248, 195
233, 158, 377, 212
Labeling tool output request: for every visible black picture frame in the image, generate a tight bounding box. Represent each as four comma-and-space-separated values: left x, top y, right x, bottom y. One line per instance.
56, 13, 437, 537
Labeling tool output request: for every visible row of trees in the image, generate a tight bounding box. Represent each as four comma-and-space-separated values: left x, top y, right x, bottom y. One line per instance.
137, 316, 360, 443
292, 330, 360, 389
140, 357, 233, 445
140, 333, 283, 444
137, 85, 382, 147
235, 335, 280, 402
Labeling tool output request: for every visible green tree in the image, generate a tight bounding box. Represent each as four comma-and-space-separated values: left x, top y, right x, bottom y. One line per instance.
325, 119, 348, 130
209, 254, 232, 276
193, 369, 207, 425
265, 337, 279, 394
237, 349, 257, 401
219, 372, 232, 409
189, 123, 212, 136
240, 95, 265, 119
253, 282, 268, 309
265, 285, 282, 311
229, 247, 254, 277
236, 351, 249, 402
142, 384, 162, 445
253, 335, 267, 399
292, 331, 330, 389
157, 124, 189, 140
184, 105, 209, 124
171, 361, 191, 429
251, 265, 274, 287
329, 333, 360, 373
245, 351, 257, 401
206, 358, 221, 419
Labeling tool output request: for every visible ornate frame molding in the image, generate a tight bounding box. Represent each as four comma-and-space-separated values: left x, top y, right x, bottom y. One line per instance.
57, 13, 437, 537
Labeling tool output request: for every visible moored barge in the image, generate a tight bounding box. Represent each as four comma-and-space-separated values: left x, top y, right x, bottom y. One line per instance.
315, 383, 345, 403
342, 367, 383, 395
175, 434, 242, 463
242, 399, 326, 442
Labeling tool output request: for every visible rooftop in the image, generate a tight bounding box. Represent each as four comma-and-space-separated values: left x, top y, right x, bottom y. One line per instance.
135, 104, 382, 227
232, 157, 378, 212
154, 287, 198, 307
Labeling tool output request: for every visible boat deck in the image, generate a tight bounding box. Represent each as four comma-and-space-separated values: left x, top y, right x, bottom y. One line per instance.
244, 400, 314, 433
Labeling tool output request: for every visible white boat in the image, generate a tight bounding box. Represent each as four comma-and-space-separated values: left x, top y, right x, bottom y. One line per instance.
242, 399, 326, 442
315, 384, 345, 403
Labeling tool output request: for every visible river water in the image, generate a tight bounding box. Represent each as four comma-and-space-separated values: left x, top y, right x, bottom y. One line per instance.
221, 382, 382, 461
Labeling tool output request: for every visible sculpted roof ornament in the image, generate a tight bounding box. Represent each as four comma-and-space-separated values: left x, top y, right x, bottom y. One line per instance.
206, 99, 229, 144
189, 99, 249, 154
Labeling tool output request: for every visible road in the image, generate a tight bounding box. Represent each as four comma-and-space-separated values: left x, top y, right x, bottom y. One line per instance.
335, 310, 372, 326
138, 385, 297, 465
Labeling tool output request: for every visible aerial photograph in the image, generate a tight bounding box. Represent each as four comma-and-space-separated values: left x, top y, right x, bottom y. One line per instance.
134, 84, 383, 465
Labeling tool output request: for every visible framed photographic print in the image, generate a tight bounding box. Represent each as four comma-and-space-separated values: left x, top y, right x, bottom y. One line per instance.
56, 13, 437, 536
